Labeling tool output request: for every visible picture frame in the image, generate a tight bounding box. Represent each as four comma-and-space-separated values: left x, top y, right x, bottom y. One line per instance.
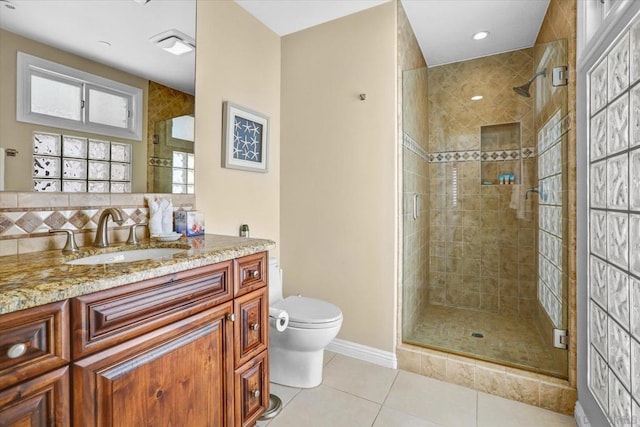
222, 101, 269, 173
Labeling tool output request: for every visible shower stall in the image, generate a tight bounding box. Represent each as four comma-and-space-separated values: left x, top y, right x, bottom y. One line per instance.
401, 39, 569, 379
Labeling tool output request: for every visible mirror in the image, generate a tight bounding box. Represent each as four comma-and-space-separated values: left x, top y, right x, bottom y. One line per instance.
0, 0, 196, 193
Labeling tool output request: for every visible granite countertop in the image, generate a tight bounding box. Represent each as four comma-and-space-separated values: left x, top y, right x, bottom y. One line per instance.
0, 234, 275, 315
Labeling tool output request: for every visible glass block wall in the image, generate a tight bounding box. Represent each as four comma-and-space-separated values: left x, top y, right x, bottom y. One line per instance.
32, 132, 132, 193
538, 110, 565, 328
587, 15, 640, 425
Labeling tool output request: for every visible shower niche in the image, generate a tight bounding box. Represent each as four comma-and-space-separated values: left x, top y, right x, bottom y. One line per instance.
480, 122, 521, 185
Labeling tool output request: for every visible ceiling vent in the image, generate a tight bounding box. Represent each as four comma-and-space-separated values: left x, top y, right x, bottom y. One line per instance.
149, 30, 195, 56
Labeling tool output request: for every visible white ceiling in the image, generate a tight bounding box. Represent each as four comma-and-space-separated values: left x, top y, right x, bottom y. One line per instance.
235, 0, 390, 36
0, 0, 550, 95
0, 0, 196, 94
401, 0, 550, 67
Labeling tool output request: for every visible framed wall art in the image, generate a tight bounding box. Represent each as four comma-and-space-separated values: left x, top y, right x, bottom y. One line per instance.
222, 101, 269, 173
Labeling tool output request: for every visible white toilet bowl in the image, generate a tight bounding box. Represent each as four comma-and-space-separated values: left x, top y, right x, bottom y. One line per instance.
268, 259, 343, 388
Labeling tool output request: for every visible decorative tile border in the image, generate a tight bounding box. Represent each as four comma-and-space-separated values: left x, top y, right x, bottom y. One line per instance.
148, 157, 173, 168
431, 147, 536, 163
402, 133, 429, 162
430, 149, 480, 163
0, 207, 148, 239
402, 132, 537, 164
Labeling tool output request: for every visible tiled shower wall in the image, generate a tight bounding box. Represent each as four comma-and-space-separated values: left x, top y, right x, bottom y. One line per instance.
426, 49, 539, 317
0, 192, 196, 256
587, 16, 640, 425
398, 1, 430, 335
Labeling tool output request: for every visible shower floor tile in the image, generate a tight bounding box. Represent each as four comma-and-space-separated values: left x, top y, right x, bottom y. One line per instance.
404, 304, 565, 377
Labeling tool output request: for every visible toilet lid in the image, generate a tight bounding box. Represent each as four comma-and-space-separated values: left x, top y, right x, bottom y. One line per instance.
272, 296, 342, 325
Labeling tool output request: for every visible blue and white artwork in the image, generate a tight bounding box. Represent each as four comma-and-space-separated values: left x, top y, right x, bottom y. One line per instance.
223, 102, 269, 173
233, 116, 263, 163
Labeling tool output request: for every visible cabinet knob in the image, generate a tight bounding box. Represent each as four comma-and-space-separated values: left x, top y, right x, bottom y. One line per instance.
250, 270, 259, 278
7, 343, 27, 359
227, 313, 236, 322
250, 323, 260, 331
251, 389, 261, 398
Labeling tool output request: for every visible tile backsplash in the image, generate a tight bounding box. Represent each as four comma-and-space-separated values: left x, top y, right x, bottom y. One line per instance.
0, 192, 195, 256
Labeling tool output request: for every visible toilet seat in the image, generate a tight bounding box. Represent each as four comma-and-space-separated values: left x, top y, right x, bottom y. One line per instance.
271, 296, 343, 330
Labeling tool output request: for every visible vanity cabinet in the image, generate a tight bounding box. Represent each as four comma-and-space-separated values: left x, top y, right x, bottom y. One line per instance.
0, 251, 270, 427
0, 301, 70, 426
72, 304, 234, 426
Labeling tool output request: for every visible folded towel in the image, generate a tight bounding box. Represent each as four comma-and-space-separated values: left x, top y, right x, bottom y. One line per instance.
510, 184, 532, 220
509, 184, 521, 210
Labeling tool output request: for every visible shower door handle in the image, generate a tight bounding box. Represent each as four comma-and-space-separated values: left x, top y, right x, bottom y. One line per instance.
413, 193, 420, 220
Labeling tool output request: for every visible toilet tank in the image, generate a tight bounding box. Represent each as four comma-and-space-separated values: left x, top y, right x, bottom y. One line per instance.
268, 257, 283, 304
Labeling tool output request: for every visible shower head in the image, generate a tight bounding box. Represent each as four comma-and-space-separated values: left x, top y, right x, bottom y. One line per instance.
513, 69, 547, 97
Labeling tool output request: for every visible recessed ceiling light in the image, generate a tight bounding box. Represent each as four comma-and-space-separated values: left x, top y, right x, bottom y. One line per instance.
471, 95, 483, 101
472, 31, 490, 40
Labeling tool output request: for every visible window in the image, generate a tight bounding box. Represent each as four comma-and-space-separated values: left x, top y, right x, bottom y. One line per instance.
172, 151, 194, 194
17, 52, 142, 140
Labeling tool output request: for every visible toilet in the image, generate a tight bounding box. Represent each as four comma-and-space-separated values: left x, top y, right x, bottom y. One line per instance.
268, 258, 343, 388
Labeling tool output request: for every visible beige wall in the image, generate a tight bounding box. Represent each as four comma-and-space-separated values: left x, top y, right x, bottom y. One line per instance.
281, 2, 397, 352
194, 0, 281, 257
0, 29, 148, 192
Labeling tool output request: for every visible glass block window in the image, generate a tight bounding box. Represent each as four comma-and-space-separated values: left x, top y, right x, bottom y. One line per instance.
17, 52, 142, 141
538, 110, 564, 328
172, 151, 194, 194
587, 14, 640, 425
32, 132, 132, 193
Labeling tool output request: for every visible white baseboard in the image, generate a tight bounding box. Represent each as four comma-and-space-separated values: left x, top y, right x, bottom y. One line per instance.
574, 401, 588, 427
326, 338, 397, 369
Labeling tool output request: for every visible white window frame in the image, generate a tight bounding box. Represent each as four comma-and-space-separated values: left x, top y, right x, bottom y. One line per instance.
16, 52, 143, 141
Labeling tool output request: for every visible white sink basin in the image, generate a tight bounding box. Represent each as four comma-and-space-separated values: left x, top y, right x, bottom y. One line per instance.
66, 248, 186, 265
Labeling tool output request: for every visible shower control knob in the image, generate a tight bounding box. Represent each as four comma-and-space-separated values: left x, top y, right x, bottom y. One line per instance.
251, 390, 261, 398
250, 323, 260, 331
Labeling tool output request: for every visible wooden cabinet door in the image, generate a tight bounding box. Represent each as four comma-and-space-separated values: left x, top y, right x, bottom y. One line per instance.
234, 351, 268, 427
234, 288, 268, 368
0, 366, 69, 427
73, 303, 234, 427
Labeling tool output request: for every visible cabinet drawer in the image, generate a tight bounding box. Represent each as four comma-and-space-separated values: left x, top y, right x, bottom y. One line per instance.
234, 252, 267, 296
0, 366, 69, 427
234, 351, 268, 427
71, 261, 233, 359
0, 301, 69, 390
234, 287, 268, 368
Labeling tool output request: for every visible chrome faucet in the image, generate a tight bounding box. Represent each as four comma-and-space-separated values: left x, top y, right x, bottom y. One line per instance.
94, 208, 125, 247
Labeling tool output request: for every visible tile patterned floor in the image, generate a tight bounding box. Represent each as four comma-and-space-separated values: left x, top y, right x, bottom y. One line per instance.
403, 305, 565, 377
257, 352, 576, 427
